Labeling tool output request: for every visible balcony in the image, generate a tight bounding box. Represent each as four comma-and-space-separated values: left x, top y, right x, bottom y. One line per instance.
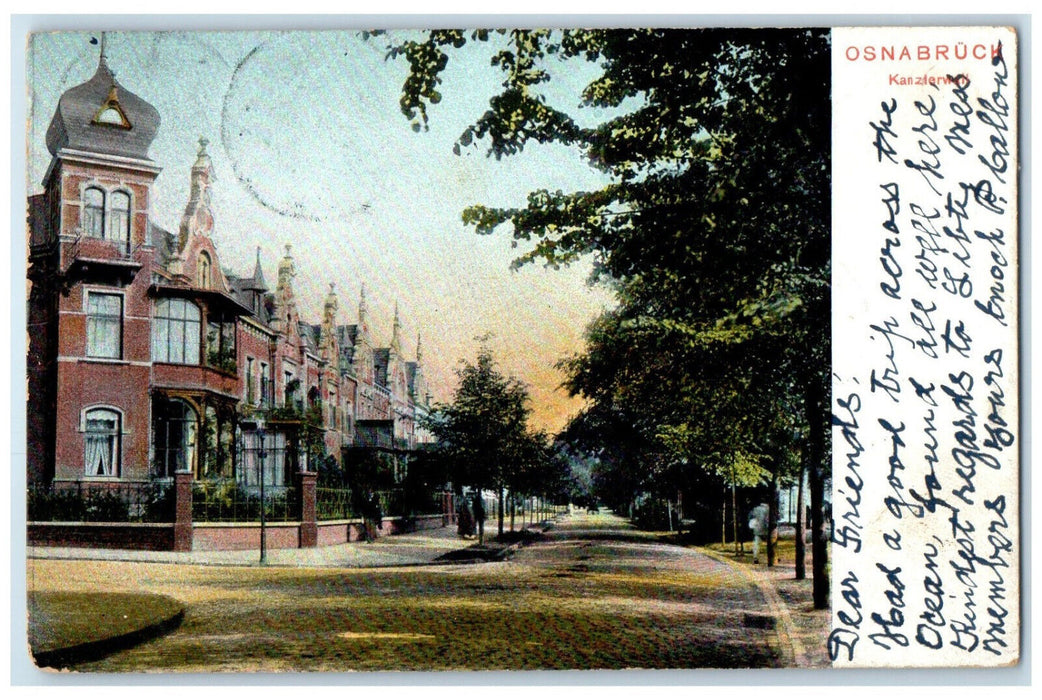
152, 362, 239, 400
62, 235, 142, 283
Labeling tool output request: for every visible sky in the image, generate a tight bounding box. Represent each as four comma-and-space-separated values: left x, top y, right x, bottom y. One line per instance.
25, 29, 619, 432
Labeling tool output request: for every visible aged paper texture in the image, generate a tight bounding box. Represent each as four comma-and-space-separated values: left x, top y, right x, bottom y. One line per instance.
830, 26, 1019, 667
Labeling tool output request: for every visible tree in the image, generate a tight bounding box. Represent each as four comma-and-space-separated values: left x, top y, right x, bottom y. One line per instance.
422, 340, 532, 542
390, 28, 831, 608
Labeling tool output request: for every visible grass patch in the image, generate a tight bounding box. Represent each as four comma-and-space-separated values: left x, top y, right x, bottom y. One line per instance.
704, 534, 800, 564
29, 591, 184, 667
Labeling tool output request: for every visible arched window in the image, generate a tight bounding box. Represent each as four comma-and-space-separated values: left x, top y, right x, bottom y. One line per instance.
152, 398, 197, 477
84, 407, 121, 477
198, 251, 212, 289
152, 298, 202, 364
83, 187, 105, 237
108, 190, 131, 250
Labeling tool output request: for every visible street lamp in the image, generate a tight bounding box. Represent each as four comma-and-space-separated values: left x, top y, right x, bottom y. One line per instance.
258, 419, 268, 565
243, 418, 268, 565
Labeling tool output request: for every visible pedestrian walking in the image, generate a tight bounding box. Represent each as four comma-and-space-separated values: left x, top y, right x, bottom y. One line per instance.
473, 491, 486, 544
360, 489, 382, 543
748, 503, 769, 563
457, 495, 475, 539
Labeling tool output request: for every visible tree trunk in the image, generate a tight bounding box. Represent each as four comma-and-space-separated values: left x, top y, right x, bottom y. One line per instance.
731, 482, 740, 555
805, 380, 829, 610
795, 461, 807, 580
767, 468, 778, 567
510, 492, 516, 531
721, 487, 728, 545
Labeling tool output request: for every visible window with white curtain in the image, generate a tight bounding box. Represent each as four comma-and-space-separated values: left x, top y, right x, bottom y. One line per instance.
86, 292, 122, 359
84, 408, 120, 477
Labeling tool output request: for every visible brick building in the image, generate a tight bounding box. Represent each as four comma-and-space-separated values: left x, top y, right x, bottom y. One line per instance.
27, 48, 434, 494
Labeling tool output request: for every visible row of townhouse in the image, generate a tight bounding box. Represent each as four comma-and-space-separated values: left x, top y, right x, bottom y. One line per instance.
27, 49, 434, 492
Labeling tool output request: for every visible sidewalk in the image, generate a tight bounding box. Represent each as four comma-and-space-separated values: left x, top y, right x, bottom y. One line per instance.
27, 524, 487, 568
700, 540, 831, 668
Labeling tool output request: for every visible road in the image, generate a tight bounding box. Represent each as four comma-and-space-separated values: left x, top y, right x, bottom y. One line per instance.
27, 511, 782, 671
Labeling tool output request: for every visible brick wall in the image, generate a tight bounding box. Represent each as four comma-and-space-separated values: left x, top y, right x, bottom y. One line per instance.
28, 523, 175, 550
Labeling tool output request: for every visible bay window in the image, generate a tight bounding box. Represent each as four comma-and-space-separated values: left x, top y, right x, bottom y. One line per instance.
152, 298, 201, 364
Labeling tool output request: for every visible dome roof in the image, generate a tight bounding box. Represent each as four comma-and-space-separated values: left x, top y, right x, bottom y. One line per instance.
45, 55, 160, 161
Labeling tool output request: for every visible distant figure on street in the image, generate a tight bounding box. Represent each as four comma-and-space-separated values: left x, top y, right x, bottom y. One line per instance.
458, 496, 475, 539
748, 503, 769, 563
473, 491, 486, 544
361, 489, 382, 543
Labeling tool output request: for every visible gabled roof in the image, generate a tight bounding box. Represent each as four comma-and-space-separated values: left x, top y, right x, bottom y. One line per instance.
337, 324, 359, 365
150, 221, 177, 268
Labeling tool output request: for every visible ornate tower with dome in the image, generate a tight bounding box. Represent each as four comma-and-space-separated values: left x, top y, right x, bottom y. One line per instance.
28, 42, 163, 485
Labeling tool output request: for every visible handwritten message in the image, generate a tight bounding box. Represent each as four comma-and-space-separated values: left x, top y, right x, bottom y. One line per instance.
830, 27, 1018, 668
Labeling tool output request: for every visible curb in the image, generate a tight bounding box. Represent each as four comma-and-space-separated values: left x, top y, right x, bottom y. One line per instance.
698, 547, 808, 668
32, 605, 185, 670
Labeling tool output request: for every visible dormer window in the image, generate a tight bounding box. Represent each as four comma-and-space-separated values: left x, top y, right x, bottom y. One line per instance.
92, 86, 131, 129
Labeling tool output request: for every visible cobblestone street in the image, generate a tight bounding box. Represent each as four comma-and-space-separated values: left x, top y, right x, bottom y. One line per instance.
27, 512, 811, 672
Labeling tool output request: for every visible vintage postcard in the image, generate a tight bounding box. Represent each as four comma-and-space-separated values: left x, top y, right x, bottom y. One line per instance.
19, 22, 1019, 676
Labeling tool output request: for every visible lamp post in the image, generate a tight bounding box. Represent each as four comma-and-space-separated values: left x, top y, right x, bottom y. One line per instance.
256, 418, 267, 565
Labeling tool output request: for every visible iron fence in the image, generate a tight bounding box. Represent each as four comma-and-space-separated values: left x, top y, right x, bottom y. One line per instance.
376, 489, 404, 518
316, 487, 355, 520
192, 479, 297, 522
404, 488, 445, 516
27, 481, 175, 523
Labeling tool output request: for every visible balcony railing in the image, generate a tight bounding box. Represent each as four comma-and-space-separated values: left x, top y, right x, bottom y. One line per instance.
62, 235, 142, 281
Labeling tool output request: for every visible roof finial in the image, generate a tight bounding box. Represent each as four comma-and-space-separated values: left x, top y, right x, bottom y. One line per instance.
97, 32, 116, 78
391, 301, 402, 351
249, 246, 267, 290
358, 284, 369, 328
324, 282, 339, 319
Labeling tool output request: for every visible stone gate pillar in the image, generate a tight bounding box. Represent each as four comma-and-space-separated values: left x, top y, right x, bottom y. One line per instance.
296, 470, 317, 548
173, 471, 193, 552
